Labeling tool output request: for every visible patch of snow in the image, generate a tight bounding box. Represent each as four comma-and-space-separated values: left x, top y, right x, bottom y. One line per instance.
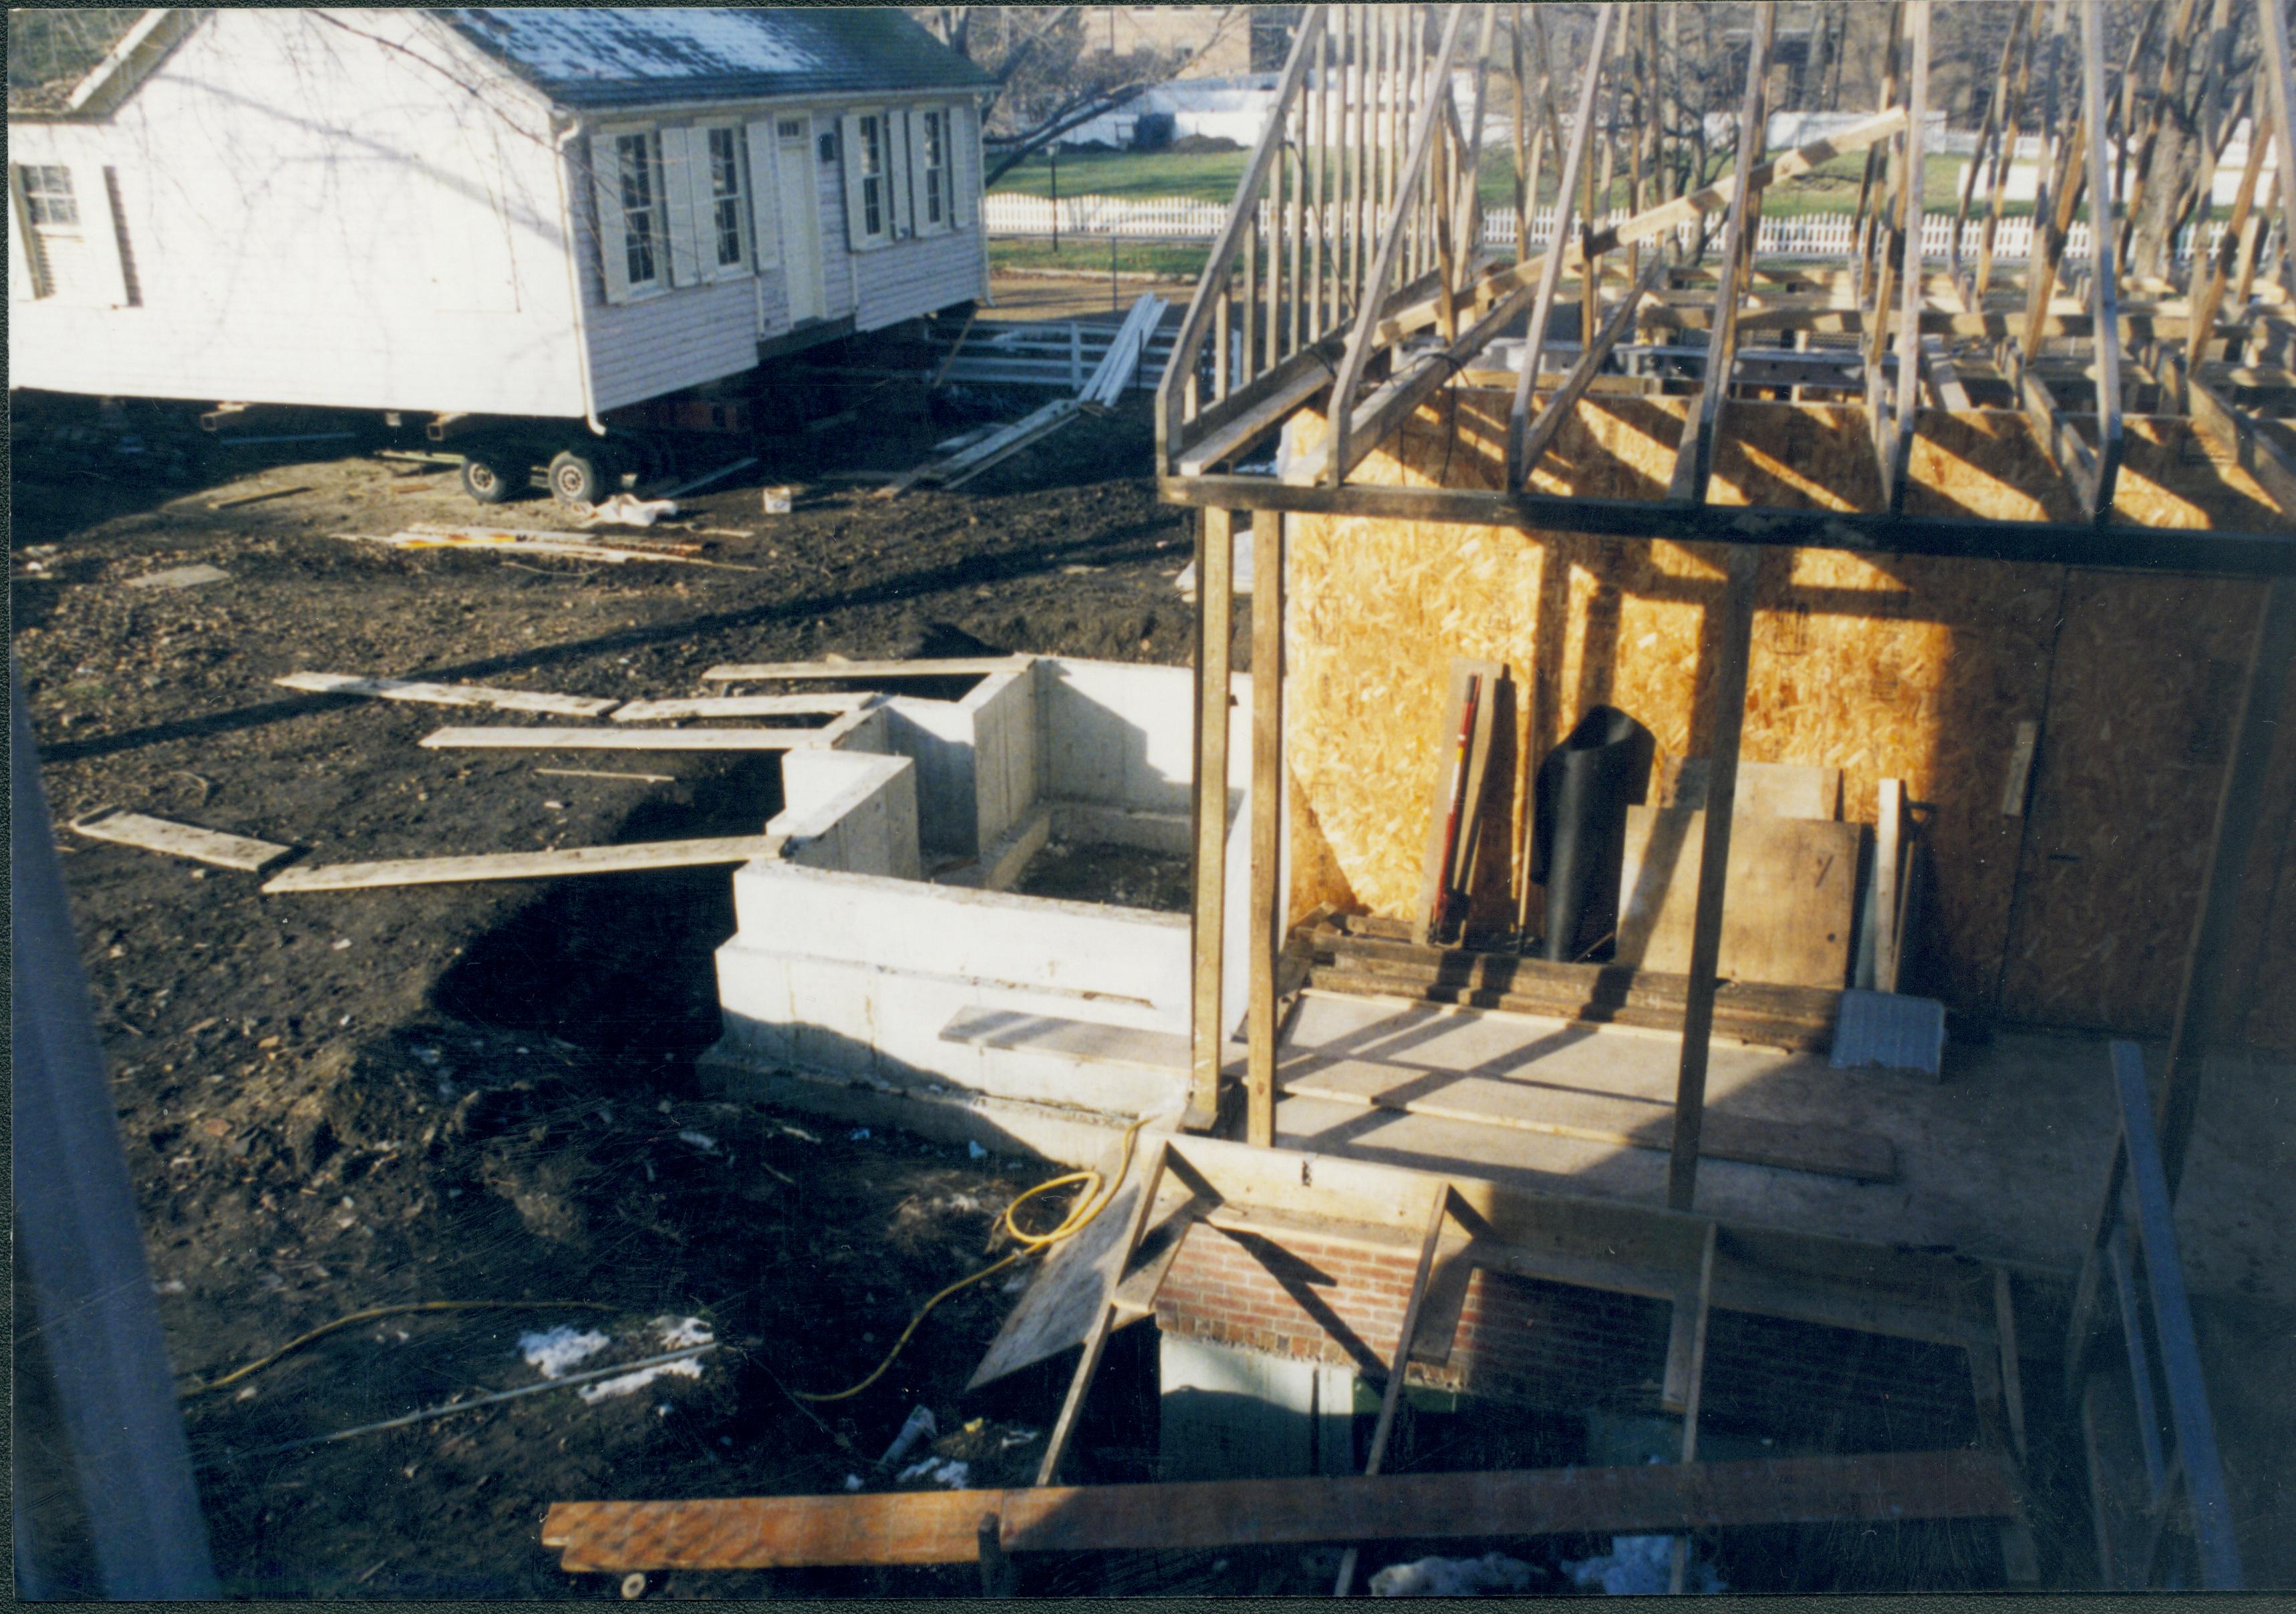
897, 1458, 972, 1488
459, 10, 822, 84
678, 1130, 718, 1153
521, 1327, 611, 1379
656, 1317, 714, 1350
578, 1356, 705, 1404
1564, 1536, 1725, 1596
1370, 1553, 1539, 1597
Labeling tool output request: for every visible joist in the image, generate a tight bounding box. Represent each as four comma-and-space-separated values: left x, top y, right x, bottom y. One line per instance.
701, 657, 1030, 683
261, 836, 786, 893
417, 716, 864, 752
609, 693, 869, 722
541, 1449, 2023, 1572
69, 808, 294, 872
273, 672, 619, 719
1276, 1055, 1896, 1182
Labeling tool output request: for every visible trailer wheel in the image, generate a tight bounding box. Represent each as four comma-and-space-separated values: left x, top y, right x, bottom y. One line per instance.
548, 448, 611, 506
460, 451, 519, 505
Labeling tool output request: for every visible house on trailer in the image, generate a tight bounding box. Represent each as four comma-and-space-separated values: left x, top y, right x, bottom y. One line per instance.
7, 7, 994, 500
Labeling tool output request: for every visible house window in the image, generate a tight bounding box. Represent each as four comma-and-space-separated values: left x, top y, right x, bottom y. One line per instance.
920, 110, 948, 228
778, 118, 805, 140
615, 132, 662, 289
19, 165, 78, 227
857, 113, 885, 238
706, 126, 746, 271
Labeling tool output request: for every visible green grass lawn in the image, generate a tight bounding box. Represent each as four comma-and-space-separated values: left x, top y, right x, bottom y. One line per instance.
989, 238, 1211, 280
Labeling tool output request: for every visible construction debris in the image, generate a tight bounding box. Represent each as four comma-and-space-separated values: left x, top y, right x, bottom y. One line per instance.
655, 457, 758, 499
1369, 1552, 1542, 1597
1077, 294, 1167, 408
69, 808, 295, 872
207, 484, 311, 510
700, 655, 1031, 683
335, 526, 752, 571
416, 717, 867, 752
580, 494, 681, 528
275, 672, 619, 719
609, 693, 868, 723
875, 399, 1083, 499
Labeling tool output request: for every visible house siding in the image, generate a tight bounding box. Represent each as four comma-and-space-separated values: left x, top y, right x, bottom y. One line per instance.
7, 10, 589, 417
577, 95, 987, 411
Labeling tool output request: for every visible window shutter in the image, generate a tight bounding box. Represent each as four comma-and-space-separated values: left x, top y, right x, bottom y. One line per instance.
954, 103, 980, 232
744, 121, 780, 271
909, 108, 939, 235
661, 126, 702, 287
8, 166, 45, 300
887, 107, 914, 241
591, 134, 633, 305
84, 165, 132, 308
840, 111, 870, 249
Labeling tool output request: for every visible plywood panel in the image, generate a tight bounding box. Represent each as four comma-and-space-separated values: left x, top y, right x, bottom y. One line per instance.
1997, 573, 2273, 1033
1616, 807, 1862, 989
1282, 391, 2291, 1034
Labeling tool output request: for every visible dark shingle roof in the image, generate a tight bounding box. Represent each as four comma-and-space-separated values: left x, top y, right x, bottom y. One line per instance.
445, 8, 995, 110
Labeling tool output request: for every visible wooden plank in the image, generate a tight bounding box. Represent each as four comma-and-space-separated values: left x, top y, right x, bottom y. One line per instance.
208, 483, 310, 510
1670, 544, 1761, 1211
1188, 510, 1236, 1133
1036, 1137, 1171, 1488
542, 1449, 2025, 1571
1667, 1222, 1721, 1593
69, 808, 293, 872
1177, 365, 1330, 476
418, 726, 839, 752
1657, 758, 1842, 820
1995, 1267, 2028, 1463
1247, 507, 1285, 1148
968, 1144, 1195, 1392
273, 671, 619, 719
1276, 1056, 1896, 1182
1873, 779, 1908, 995
2181, 367, 2296, 516
1618, 808, 1861, 991
2001, 720, 2040, 817
609, 693, 867, 722
701, 657, 1031, 683
1514, 249, 1670, 484
261, 836, 784, 893
1332, 1185, 1452, 1597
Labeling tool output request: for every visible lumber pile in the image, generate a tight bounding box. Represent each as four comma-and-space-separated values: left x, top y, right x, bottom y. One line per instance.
876, 398, 1083, 498
1077, 293, 1168, 407
1302, 913, 1842, 1052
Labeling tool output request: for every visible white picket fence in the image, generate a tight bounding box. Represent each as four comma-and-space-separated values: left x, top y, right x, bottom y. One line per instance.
986, 192, 2231, 265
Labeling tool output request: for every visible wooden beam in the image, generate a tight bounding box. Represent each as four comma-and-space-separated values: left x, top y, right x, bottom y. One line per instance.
1157, 473, 2296, 579
1034, 1137, 1171, 1488
1667, 544, 1760, 1212
2178, 361, 2296, 516
2261, 0, 2296, 294
1669, 4, 1774, 506
1874, 2, 1930, 516
1324, 5, 1473, 484
273, 672, 619, 719
1668, 1222, 1720, 1594
1187, 510, 1237, 1133
1246, 508, 1284, 1148
416, 724, 852, 752
1156, 7, 1329, 472
1332, 1185, 1452, 1596
261, 836, 786, 893
610, 694, 869, 722
700, 657, 1030, 682
2078, 0, 2126, 520
1506, 3, 1614, 488
69, 808, 293, 873
1873, 779, 1908, 994
542, 1450, 2025, 1572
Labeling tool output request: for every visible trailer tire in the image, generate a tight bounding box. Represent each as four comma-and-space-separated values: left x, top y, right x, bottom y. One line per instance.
548, 448, 611, 507
460, 451, 520, 505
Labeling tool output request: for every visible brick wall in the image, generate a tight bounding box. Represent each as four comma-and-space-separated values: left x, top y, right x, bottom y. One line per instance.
1153, 1221, 1978, 1449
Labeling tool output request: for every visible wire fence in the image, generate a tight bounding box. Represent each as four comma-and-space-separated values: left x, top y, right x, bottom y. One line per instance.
985, 193, 2234, 264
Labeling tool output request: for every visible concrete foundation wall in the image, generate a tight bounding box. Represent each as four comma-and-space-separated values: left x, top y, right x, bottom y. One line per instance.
706, 655, 1254, 1164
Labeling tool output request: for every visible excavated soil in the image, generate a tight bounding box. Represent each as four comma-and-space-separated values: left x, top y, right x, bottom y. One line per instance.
11, 389, 1250, 1598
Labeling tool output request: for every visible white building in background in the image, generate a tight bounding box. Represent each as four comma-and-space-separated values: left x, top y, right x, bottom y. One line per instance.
8, 8, 994, 433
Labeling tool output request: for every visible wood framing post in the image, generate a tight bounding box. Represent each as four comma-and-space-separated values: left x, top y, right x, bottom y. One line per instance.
1188, 510, 1238, 1133
2079, 0, 2125, 519
1036, 1137, 1173, 1488
1246, 512, 1286, 1148
2262, 0, 2296, 293
1668, 1223, 1719, 1595
1667, 544, 1761, 1212
1334, 1184, 1453, 1597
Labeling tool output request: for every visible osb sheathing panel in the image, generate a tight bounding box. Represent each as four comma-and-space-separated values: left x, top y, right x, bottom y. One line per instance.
1282, 390, 2292, 1036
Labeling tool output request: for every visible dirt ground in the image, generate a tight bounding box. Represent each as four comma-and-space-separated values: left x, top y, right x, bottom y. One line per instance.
11, 386, 1260, 1598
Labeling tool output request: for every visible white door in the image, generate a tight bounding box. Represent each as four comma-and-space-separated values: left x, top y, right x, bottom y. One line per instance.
774, 115, 824, 324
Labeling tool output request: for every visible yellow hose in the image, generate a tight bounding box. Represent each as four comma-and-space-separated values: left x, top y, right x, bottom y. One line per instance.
790, 1114, 1151, 1404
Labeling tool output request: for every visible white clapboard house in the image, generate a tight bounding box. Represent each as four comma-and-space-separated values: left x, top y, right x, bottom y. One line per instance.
8, 7, 994, 488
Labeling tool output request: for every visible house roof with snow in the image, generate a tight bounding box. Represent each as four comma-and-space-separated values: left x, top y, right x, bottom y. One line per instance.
444, 8, 997, 111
